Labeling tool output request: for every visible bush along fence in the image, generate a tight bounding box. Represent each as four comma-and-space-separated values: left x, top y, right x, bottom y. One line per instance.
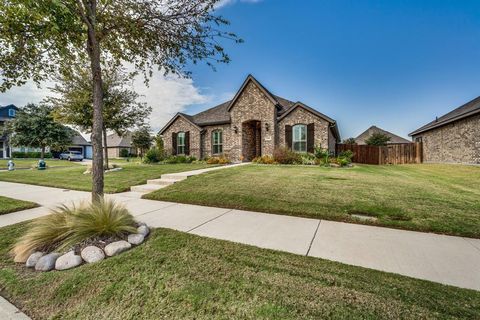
336, 142, 423, 165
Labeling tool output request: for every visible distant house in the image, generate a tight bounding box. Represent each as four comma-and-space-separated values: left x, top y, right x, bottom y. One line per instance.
355, 125, 411, 145
105, 131, 137, 158
51, 130, 92, 159
68, 131, 92, 159
0, 104, 18, 158
410, 96, 480, 164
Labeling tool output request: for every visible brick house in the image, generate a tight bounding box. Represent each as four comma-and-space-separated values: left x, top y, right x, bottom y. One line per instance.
104, 131, 138, 158
409, 96, 480, 164
159, 75, 340, 161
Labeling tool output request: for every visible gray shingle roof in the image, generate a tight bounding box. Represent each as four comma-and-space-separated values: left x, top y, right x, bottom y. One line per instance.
191, 101, 231, 125
105, 131, 133, 148
71, 131, 90, 145
159, 75, 339, 140
188, 94, 296, 126
409, 96, 480, 136
355, 126, 411, 144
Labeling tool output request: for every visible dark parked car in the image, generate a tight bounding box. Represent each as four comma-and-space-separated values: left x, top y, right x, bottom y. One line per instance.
59, 151, 84, 161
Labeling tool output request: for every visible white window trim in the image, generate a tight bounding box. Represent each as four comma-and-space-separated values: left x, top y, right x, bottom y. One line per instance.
292, 124, 307, 153
212, 130, 223, 155
8, 109, 15, 117
177, 132, 185, 155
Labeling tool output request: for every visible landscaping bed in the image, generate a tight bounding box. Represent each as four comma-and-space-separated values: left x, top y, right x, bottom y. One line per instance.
0, 223, 478, 319
144, 163, 480, 238
0, 163, 215, 193
0, 196, 38, 215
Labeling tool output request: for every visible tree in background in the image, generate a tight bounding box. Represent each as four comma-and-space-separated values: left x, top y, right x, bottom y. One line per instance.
342, 137, 357, 144
0, 0, 240, 201
6, 104, 73, 159
132, 126, 153, 159
49, 62, 152, 169
365, 133, 391, 146
154, 134, 165, 154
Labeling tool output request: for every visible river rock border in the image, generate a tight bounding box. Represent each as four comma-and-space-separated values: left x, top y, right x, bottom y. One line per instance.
24, 224, 150, 272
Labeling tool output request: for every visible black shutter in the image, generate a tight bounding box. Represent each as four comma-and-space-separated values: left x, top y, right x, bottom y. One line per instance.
172, 132, 177, 155
185, 131, 190, 155
285, 125, 292, 149
307, 123, 315, 153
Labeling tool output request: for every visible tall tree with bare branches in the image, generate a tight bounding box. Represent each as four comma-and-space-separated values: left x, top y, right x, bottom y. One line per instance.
0, 0, 240, 201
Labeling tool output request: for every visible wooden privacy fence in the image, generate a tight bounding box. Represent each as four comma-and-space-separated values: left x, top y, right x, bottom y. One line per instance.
336, 143, 423, 165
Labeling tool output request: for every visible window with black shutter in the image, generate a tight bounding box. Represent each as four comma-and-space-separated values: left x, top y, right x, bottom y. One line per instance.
307, 123, 315, 153
285, 125, 292, 149
172, 132, 177, 155
184, 131, 190, 155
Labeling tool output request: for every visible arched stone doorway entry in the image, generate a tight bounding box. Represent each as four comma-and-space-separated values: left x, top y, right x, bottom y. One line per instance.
242, 120, 261, 161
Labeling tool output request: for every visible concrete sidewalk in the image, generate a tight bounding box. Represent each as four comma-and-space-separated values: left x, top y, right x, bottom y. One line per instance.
0, 296, 29, 320
0, 181, 479, 291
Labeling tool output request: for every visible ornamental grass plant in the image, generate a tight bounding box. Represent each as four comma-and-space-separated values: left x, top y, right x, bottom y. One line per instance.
12, 200, 136, 262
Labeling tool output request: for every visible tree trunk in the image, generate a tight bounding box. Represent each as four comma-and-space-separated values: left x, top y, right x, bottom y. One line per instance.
41, 146, 45, 160
103, 127, 109, 170
86, 4, 104, 202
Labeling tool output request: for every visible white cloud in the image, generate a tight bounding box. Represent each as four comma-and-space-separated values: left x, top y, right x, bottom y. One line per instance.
215, 0, 263, 9
134, 73, 211, 131
0, 81, 51, 107
0, 71, 216, 134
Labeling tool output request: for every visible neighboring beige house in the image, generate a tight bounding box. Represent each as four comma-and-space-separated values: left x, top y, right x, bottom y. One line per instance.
410, 96, 480, 164
104, 131, 137, 158
159, 75, 340, 161
355, 125, 411, 145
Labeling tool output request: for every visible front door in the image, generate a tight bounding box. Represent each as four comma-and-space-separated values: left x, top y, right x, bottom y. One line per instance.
242, 120, 262, 161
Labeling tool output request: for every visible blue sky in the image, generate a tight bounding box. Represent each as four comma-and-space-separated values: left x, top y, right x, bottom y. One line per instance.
1, 0, 480, 139
186, 0, 480, 139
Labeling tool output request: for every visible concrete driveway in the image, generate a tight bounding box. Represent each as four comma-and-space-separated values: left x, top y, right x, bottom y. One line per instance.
0, 181, 479, 291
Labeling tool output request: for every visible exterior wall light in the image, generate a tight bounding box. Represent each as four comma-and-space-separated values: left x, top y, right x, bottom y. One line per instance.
233, 126, 238, 134
265, 123, 270, 131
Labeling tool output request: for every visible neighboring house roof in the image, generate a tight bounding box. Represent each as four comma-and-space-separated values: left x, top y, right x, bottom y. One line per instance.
355, 126, 411, 144
158, 74, 339, 140
0, 104, 18, 119
105, 131, 133, 148
71, 131, 91, 146
409, 96, 480, 136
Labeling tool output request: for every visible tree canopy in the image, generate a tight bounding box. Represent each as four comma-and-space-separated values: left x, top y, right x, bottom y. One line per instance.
365, 133, 391, 146
0, 0, 239, 199
0, 0, 240, 91
6, 104, 73, 158
342, 137, 357, 144
132, 126, 153, 158
49, 62, 151, 135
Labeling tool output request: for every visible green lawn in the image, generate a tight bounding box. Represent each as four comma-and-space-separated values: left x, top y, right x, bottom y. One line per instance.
0, 159, 82, 169
0, 196, 37, 215
0, 163, 214, 193
0, 223, 478, 319
144, 164, 480, 238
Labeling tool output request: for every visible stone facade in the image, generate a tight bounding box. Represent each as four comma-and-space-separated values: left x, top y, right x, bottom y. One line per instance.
277, 107, 331, 151
412, 113, 480, 164
162, 116, 202, 159
229, 81, 277, 161
160, 76, 338, 162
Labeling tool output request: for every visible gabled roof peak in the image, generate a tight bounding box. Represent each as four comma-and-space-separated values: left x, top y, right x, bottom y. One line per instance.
226, 74, 279, 111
